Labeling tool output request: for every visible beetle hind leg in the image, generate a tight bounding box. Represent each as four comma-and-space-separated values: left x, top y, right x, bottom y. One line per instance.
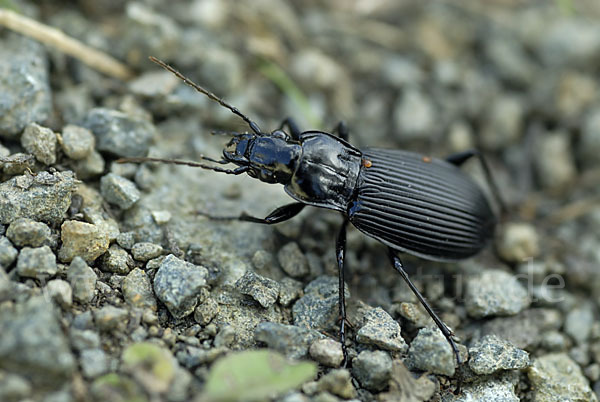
335, 219, 350, 367
387, 248, 462, 368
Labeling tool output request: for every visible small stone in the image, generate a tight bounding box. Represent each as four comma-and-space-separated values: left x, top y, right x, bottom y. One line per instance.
21, 123, 57, 165
58, 220, 110, 263
351, 350, 393, 392
564, 303, 594, 344
0, 171, 75, 225
16, 246, 57, 278
580, 108, 600, 167
1, 153, 35, 175
0, 297, 75, 386
122, 268, 157, 311
465, 269, 530, 318
70, 329, 101, 351
94, 305, 129, 332
408, 327, 455, 377
254, 322, 325, 360
214, 325, 236, 348
278, 277, 303, 306
442, 371, 519, 402
100, 173, 141, 209
101, 244, 134, 274
0, 34, 51, 138
496, 223, 540, 263
60, 124, 95, 160
72, 150, 105, 179
481, 95, 524, 150
131, 242, 163, 261
316, 369, 357, 399
278, 242, 310, 278
393, 89, 435, 140
534, 131, 577, 189
153, 254, 208, 319
193, 298, 219, 325
540, 331, 569, 352
293, 276, 343, 332
82, 108, 155, 158
469, 335, 530, 375
46, 279, 73, 308
116, 231, 137, 250
0, 373, 32, 401
151, 210, 171, 224
309, 338, 344, 368
80, 348, 109, 379
356, 307, 408, 352
6, 218, 52, 247
0, 236, 18, 268
528, 353, 597, 402
67, 257, 97, 303
236, 270, 280, 308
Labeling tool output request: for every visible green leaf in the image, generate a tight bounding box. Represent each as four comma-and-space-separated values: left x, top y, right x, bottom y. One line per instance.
202, 349, 317, 401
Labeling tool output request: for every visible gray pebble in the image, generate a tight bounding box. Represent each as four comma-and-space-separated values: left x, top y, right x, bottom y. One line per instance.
481, 95, 524, 150
496, 223, 540, 263
16, 246, 57, 278
100, 173, 141, 209
236, 270, 280, 308
293, 276, 344, 331
393, 89, 435, 140
67, 257, 97, 303
80, 348, 109, 379
58, 220, 110, 263
442, 372, 519, 402
0, 236, 18, 268
278, 242, 310, 278
468, 334, 530, 375
214, 325, 236, 348
0, 171, 75, 225
351, 350, 392, 392
46, 279, 73, 308
116, 231, 137, 250
540, 331, 569, 352
6, 218, 52, 247
1, 153, 35, 176
93, 305, 129, 332
72, 150, 105, 179
254, 322, 324, 360
315, 369, 357, 399
151, 210, 171, 225
465, 269, 530, 318
534, 131, 577, 189
131, 242, 163, 261
278, 277, 304, 307
0, 372, 32, 401
122, 268, 157, 311
356, 307, 408, 352
528, 353, 597, 401
408, 327, 455, 377
0, 297, 75, 386
82, 108, 155, 158
153, 254, 208, 319
194, 297, 219, 326
539, 20, 600, 67
60, 124, 95, 160
0, 34, 51, 138
580, 108, 600, 168
309, 338, 344, 368
564, 303, 594, 344
69, 329, 101, 351
101, 244, 134, 274
21, 123, 57, 165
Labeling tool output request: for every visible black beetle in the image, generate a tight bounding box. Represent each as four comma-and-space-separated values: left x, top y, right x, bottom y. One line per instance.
122, 57, 506, 368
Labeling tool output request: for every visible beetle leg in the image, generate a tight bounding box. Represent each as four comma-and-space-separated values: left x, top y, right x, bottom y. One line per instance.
387, 248, 462, 368
445, 149, 507, 214
336, 219, 349, 367
197, 202, 305, 224
278, 117, 302, 140
332, 121, 349, 141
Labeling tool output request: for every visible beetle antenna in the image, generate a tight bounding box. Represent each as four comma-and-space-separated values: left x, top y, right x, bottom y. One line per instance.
149, 56, 262, 136
210, 130, 249, 137
116, 156, 240, 172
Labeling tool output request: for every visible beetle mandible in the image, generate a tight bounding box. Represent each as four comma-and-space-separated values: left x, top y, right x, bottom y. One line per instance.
123, 56, 506, 369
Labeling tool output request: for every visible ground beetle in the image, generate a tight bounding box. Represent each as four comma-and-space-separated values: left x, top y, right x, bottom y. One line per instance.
122, 57, 506, 369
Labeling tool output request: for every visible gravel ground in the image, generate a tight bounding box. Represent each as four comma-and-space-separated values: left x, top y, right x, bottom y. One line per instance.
1, 1, 600, 401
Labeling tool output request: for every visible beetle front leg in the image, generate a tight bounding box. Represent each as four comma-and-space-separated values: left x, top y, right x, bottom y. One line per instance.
336, 219, 349, 367
446, 149, 507, 214
387, 248, 462, 368
197, 202, 305, 224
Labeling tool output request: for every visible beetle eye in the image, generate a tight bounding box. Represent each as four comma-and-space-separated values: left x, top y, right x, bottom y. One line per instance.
270, 130, 289, 141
